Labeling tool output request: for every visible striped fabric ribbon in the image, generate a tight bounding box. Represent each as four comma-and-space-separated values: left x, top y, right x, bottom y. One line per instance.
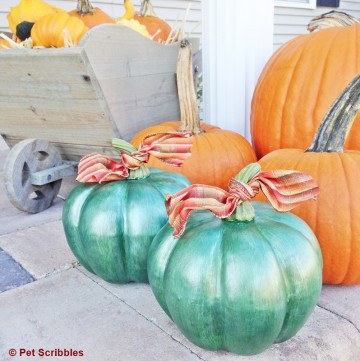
166, 164, 320, 238
121, 132, 193, 169
76, 132, 193, 183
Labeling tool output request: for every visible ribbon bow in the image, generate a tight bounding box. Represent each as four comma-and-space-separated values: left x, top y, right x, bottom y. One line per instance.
76, 132, 193, 183
165, 163, 320, 238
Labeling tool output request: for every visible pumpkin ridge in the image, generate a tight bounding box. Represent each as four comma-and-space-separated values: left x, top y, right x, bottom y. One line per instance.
339, 153, 360, 284
309, 28, 343, 141
118, 180, 130, 281
253, 213, 321, 341
328, 153, 352, 284
293, 151, 320, 233
251, 219, 293, 341
206, 228, 226, 349
258, 35, 309, 153
279, 30, 338, 150
63, 183, 101, 273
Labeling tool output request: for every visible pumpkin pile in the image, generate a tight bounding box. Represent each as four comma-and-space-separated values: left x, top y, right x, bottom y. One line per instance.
59, 28, 333, 355
2, 0, 173, 49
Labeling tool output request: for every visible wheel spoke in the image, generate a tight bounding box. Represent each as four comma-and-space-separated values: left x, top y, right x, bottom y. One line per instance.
3, 139, 63, 213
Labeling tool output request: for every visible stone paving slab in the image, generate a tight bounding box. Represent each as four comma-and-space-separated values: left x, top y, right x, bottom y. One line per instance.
81, 268, 360, 361
0, 146, 360, 361
0, 220, 77, 279
0, 268, 201, 361
318, 286, 360, 331
0, 248, 34, 292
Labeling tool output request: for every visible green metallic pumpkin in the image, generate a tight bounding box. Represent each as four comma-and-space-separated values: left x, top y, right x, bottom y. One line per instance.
147, 202, 323, 355
62, 168, 190, 283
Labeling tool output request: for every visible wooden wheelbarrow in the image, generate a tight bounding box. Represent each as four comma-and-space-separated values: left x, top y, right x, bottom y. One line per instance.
0, 24, 200, 213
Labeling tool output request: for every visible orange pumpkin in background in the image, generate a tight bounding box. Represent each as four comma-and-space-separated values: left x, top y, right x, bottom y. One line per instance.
131, 40, 257, 189
7, 0, 66, 36
31, 12, 89, 47
251, 11, 360, 159
68, 0, 115, 28
134, 0, 171, 43
255, 73, 360, 285
119, 0, 171, 43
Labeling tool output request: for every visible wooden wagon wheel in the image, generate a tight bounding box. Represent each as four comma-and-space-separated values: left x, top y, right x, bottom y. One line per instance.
3, 139, 63, 213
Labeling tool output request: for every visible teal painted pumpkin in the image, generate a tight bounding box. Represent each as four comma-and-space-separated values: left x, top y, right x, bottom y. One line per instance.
62, 168, 190, 283
147, 202, 323, 355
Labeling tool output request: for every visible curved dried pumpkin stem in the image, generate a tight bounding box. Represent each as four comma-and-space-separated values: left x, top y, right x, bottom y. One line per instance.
307, 10, 360, 32
121, 0, 136, 20
177, 39, 203, 135
140, 0, 157, 17
76, 0, 94, 15
307, 73, 360, 153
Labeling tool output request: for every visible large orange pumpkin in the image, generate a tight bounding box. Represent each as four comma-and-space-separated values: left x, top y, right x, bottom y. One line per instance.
255, 73, 360, 285
131, 40, 257, 189
68, 0, 115, 28
251, 11, 360, 159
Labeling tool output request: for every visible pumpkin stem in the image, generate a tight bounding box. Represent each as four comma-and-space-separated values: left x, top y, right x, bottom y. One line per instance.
121, 0, 136, 20
112, 138, 150, 179
76, 0, 94, 15
306, 73, 360, 153
177, 39, 203, 135
307, 10, 360, 32
128, 166, 150, 179
140, 0, 157, 17
225, 163, 260, 222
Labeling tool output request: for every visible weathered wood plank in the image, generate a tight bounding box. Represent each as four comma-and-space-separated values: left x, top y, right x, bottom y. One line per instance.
0, 25, 198, 160
81, 24, 199, 141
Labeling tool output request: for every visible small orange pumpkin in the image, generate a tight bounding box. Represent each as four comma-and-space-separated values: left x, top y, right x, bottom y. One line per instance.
68, 0, 115, 29
7, 0, 66, 36
31, 12, 89, 48
255, 73, 360, 285
122, 0, 171, 43
131, 40, 257, 189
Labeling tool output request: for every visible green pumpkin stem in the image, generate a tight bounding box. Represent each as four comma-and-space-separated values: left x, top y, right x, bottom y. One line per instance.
128, 166, 150, 179
112, 138, 150, 179
226, 163, 261, 222
306, 73, 360, 153
112, 138, 138, 153
177, 39, 203, 135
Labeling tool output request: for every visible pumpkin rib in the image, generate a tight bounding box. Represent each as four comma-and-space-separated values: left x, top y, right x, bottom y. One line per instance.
341, 153, 360, 284
258, 35, 311, 153
254, 216, 321, 342
309, 28, 342, 139
278, 36, 313, 150
120, 181, 131, 280
292, 151, 320, 234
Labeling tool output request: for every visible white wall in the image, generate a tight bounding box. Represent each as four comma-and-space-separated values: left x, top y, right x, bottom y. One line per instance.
202, 0, 274, 139
0, 0, 202, 38
274, 0, 360, 49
